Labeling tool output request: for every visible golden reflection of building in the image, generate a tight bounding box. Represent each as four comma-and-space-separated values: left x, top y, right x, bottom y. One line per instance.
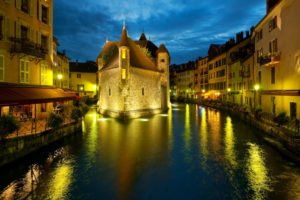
98, 114, 170, 200
224, 117, 237, 168
247, 143, 271, 200
207, 108, 221, 161
199, 107, 209, 170
183, 104, 192, 163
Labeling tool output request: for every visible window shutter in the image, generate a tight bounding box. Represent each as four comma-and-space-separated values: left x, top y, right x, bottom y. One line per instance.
20, 61, 25, 83
48, 7, 52, 26
29, 28, 34, 42
38, 3, 42, 21
4, 17, 10, 41
0, 56, 4, 81
16, 0, 21, 9
16, 21, 21, 39
25, 62, 29, 83
29, 0, 35, 17
37, 31, 41, 44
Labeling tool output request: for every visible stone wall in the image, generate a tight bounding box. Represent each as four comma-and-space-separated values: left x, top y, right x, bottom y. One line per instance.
0, 122, 82, 167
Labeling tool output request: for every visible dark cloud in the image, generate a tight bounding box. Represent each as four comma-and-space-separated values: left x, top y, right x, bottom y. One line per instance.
54, 0, 266, 64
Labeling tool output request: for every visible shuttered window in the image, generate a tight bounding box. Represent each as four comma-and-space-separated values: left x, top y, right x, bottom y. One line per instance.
20, 60, 29, 83
41, 64, 48, 85
0, 55, 4, 81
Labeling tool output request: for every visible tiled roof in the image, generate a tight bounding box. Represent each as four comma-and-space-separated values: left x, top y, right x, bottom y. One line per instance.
156, 44, 169, 55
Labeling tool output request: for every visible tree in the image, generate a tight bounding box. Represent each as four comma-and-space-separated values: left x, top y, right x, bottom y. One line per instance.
0, 115, 20, 139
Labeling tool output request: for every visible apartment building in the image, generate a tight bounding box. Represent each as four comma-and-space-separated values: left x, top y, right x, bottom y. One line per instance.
194, 56, 208, 99
253, 0, 300, 119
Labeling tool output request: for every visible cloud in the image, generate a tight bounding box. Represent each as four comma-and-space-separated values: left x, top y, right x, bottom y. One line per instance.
54, 0, 266, 64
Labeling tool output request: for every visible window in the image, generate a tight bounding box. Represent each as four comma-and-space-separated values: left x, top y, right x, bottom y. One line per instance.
122, 48, 126, 59
41, 103, 47, 112
161, 59, 165, 63
21, 0, 29, 14
0, 55, 4, 81
77, 74, 81, 78
122, 69, 126, 79
271, 67, 275, 84
269, 16, 277, 32
21, 25, 28, 40
41, 35, 48, 50
41, 64, 48, 85
20, 60, 29, 83
109, 88, 111, 96
258, 71, 262, 84
42, 5, 48, 24
142, 88, 144, 96
272, 39, 278, 53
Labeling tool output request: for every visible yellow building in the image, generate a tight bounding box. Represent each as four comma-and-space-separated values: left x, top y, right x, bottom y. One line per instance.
0, 0, 76, 121
253, 0, 300, 119
69, 61, 98, 98
175, 62, 196, 99
207, 45, 227, 101
194, 57, 208, 99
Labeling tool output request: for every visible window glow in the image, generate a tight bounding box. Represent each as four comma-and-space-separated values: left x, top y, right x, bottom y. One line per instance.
58, 74, 62, 79
122, 48, 126, 59
122, 69, 126, 79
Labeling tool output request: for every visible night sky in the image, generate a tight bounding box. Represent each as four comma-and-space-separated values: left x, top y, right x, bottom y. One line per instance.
54, 0, 266, 64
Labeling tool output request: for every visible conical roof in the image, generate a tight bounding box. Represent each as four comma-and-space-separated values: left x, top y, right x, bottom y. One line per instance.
156, 43, 169, 55
139, 32, 147, 41
119, 28, 129, 46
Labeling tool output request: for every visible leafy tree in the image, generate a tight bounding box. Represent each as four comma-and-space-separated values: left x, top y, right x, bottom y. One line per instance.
0, 115, 20, 139
47, 113, 63, 129
274, 112, 289, 127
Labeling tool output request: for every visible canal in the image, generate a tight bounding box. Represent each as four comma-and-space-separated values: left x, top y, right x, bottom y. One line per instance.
0, 104, 299, 200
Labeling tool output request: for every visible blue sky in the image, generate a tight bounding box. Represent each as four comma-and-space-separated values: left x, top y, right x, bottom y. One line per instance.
54, 0, 266, 64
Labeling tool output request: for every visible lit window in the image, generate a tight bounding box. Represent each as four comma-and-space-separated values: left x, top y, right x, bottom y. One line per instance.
122, 69, 126, 79
122, 48, 126, 59
20, 60, 29, 83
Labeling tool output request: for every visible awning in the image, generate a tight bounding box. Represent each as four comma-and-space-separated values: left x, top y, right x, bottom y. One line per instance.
261, 90, 300, 96
0, 87, 77, 106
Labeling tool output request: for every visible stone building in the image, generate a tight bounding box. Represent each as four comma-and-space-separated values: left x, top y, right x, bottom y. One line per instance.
253, 0, 300, 119
96, 27, 170, 119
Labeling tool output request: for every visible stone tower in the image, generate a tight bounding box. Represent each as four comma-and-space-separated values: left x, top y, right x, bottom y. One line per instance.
119, 27, 130, 111
156, 44, 170, 111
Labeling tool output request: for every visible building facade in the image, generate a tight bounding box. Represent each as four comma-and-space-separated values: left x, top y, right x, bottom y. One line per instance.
253, 0, 300, 119
194, 57, 208, 99
97, 28, 170, 119
69, 61, 98, 98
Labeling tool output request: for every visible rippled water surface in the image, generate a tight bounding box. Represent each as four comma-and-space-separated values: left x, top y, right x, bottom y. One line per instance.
1, 104, 300, 200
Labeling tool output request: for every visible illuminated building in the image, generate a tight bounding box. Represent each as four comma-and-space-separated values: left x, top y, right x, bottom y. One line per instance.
53, 37, 70, 89
194, 57, 208, 99
253, 0, 300, 118
0, 0, 76, 119
96, 26, 170, 119
69, 61, 98, 98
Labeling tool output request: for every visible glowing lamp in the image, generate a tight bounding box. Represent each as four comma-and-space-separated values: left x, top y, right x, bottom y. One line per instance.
202, 90, 205, 93
57, 74, 62, 79
227, 88, 231, 92
93, 85, 97, 90
254, 85, 260, 91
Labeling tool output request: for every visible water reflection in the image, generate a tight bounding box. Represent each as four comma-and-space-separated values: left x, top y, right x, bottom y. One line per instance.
199, 107, 208, 170
224, 117, 237, 168
247, 143, 271, 200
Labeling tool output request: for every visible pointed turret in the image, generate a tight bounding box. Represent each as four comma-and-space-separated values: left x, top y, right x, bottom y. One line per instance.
139, 32, 147, 41
119, 28, 129, 46
156, 43, 169, 56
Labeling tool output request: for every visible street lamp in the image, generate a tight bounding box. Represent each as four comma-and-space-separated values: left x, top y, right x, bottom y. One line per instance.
254, 84, 260, 108
227, 88, 231, 92
254, 84, 260, 91
57, 74, 62, 88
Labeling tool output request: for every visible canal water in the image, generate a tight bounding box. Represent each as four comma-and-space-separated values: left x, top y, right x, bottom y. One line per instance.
0, 104, 299, 200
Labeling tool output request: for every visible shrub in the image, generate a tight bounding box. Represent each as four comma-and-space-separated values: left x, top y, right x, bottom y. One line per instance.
0, 115, 20, 139
274, 112, 289, 127
47, 113, 63, 129
255, 106, 262, 119
71, 108, 82, 122
80, 103, 89, 115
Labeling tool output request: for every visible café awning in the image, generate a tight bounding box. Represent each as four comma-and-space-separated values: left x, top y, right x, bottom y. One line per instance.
0, 87, 77, 106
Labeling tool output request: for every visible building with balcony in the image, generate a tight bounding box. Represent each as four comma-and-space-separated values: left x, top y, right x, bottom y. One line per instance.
253, 0, 300, 119
69, 61, 98, 98
0, 1, 76, 124
194, 56, 208, 99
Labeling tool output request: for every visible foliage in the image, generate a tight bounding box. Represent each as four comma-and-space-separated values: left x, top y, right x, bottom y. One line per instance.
47, 113, 63, 129
80, 102, 89, 115
71, 108, 83, 122
255, 106, 262, 119
0, 115, 20, 139
274, 112, 289, 127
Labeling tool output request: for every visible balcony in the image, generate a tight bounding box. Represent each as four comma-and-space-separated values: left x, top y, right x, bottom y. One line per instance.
259, 53, 280, 66
10, 38, 48, 59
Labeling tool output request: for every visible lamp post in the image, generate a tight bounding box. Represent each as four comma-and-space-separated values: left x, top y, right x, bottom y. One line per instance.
254, 84, 260, 109
58, 74, 62, 88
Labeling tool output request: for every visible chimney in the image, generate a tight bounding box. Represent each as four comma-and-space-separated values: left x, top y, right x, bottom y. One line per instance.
240, 32, 244, 41
236, 33, 239, 43
246, 31, 250, 38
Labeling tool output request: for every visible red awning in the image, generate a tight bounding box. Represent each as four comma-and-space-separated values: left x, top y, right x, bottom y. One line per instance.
0, 87, 77, 106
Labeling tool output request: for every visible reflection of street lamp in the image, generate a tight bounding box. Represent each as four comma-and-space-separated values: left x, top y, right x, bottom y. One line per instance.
57, 74, 62, 88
